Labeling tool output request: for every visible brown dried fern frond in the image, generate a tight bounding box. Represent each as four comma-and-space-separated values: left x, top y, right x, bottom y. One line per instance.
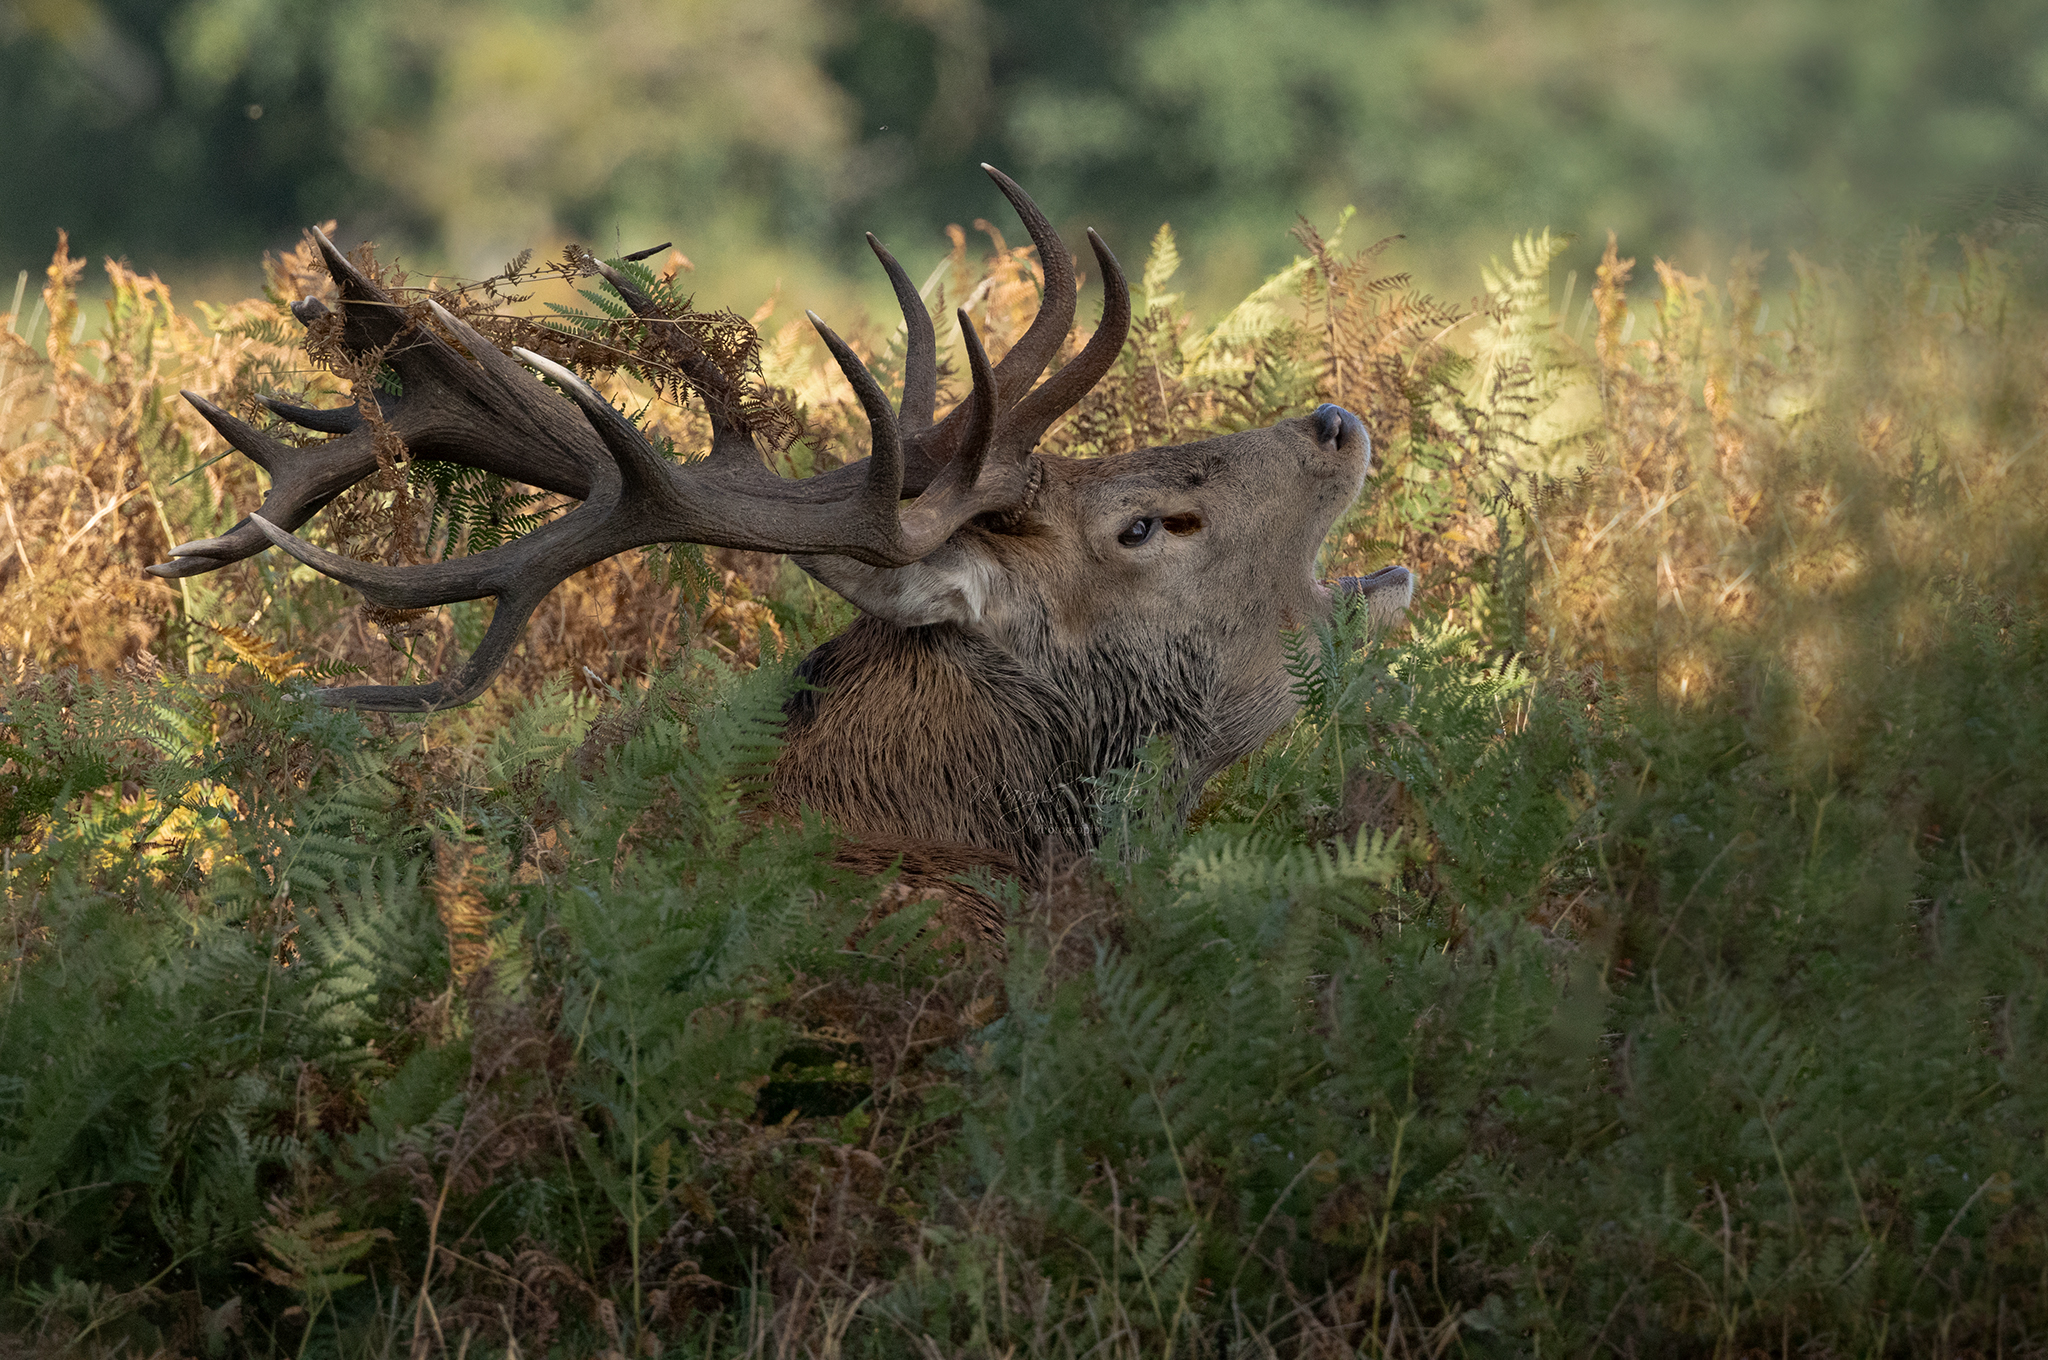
1, 235, 314, 676
432, 836, 494, 988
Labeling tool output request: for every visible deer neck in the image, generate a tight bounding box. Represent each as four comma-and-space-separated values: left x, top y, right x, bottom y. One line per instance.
772, 612, 1232, 883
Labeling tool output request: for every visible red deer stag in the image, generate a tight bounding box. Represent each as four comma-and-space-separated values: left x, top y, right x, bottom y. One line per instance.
149, 167, 1412, 912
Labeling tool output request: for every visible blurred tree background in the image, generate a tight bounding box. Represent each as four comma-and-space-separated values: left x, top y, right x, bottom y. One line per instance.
7, 0, 2048, 312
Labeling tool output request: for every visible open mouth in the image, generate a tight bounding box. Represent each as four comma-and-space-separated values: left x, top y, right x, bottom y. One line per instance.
1335, 564, 1415, 625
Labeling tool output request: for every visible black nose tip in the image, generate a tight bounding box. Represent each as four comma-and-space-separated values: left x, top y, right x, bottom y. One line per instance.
1311, 403, 1363, 451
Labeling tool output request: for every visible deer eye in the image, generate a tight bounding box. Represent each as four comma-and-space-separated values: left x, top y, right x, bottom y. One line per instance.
1117, 516, 1159, 547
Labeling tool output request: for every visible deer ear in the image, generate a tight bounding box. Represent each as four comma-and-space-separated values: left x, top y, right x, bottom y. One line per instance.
792, 541, 1002, 629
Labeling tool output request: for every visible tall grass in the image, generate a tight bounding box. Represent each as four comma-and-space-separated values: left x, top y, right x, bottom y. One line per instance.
1, 216, 2043, 1357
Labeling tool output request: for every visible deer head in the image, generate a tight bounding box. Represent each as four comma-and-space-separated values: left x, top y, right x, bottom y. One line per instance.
150, 167, 1411, 878
774, 407, 1407, 878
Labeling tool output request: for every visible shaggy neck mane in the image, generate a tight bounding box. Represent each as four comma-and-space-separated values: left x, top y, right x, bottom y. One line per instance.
773, 613, 1221, 881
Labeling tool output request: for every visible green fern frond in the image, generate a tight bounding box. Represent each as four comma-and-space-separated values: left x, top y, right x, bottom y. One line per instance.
1141, 224, 1182, 313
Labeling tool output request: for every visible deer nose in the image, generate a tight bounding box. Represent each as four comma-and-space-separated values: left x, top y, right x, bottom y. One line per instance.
1311, 403, 1365, 452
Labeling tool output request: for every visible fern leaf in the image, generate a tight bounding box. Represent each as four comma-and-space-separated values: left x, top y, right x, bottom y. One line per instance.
201, 622, 306, 683
1142, 224, 1182, 313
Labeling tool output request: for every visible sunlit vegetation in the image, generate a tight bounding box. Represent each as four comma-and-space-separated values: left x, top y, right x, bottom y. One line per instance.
1, 212, 2043, 1356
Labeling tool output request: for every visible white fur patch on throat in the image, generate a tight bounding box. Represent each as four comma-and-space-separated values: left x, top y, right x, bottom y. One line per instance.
883, 550, 997, 626
794, 543, 1002, 629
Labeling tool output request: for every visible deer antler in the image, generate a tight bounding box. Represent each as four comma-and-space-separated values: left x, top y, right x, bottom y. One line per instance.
152, 168, 1131, 711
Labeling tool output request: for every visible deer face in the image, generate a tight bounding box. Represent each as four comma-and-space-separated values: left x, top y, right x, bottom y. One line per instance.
1022, 405, 1373, 640
802, 405, 1366, 632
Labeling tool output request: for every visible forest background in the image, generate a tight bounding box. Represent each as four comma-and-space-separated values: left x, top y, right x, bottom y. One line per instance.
8, 0, 2048, 315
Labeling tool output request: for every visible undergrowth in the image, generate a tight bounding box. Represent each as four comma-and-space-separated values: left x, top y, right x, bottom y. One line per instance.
1, 214, 2044, 1356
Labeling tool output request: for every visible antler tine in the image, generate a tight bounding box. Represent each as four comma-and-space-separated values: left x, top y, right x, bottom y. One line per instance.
977, 164, 1078, 398
806, 313, 907, 518
889, 310, 1020, 558
867, 233, 938, 431
250, 513, 501, 610
148, 541, 247, 577
513, 348, 693, 496
306, 233, 529, 424
315, 235, 527, 416
316, 584, 556, 712
181, 393, 288, 473
1003, 229, 1131, 451
310, 226, 414, 362
259, 396, 367, 434
948, 311, 1003, 489
424, 300, 572, 413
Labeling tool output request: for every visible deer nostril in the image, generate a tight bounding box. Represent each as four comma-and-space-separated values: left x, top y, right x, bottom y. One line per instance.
1311, 403, 1355, 450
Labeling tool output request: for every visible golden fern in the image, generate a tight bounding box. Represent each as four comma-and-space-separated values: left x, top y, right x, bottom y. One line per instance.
200, 622, 308, 683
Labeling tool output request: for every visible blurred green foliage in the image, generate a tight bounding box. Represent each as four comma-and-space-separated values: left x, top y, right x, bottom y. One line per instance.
8, 0, 2048, 303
